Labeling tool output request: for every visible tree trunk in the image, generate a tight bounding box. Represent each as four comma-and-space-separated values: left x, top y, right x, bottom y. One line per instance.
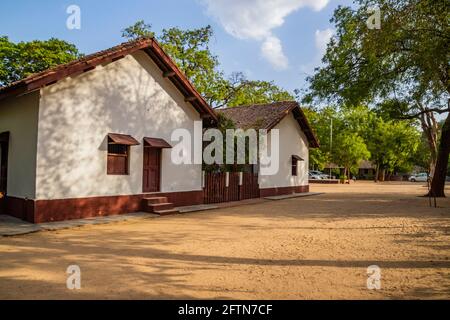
374, 164, 379, 182
428, 112, 450, 197
418, 109, 438, 176
378, 168, 386, 182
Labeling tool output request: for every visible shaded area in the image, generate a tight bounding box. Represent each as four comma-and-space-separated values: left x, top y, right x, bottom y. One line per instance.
0, 182, 449, 299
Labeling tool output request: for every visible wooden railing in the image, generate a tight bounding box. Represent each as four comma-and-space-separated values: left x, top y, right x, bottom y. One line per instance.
204, 172, 259, 204
241, 173, 260, 200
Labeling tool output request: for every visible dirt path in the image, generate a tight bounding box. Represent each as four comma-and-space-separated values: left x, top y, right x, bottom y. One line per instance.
0, 182, 449, 299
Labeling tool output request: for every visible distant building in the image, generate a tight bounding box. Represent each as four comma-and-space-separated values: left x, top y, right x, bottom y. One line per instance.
324, 160, 376, 179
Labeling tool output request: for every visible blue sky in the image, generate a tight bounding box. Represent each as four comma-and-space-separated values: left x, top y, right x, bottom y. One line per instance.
0, 0, 354, 94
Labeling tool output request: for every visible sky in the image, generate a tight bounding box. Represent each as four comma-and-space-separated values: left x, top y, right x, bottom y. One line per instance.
0, 0, 354, 94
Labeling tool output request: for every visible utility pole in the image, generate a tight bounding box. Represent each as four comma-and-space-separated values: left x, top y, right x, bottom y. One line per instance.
330, 117, 333, 179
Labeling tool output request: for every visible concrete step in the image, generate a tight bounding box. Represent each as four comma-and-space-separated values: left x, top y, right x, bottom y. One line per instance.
144, 196, 168, 205
154, 209, 179, 216
146, 203, 175, 212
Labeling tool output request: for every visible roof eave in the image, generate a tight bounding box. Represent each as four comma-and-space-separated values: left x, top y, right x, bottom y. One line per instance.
0, 38, 218, 123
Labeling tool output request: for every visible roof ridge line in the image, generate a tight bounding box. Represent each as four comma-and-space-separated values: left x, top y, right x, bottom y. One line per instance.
220, 100, 298, 110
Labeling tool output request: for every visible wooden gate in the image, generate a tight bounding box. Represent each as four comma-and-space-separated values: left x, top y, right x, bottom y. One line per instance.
204, 171, 259, 204
204, 172, 227, 204
227, 172, 240, 202
241, 172, 260, 199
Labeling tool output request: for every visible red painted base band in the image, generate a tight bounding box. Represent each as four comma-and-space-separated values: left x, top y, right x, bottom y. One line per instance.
259, 185, 309, 197
6, 190, 203, 223
5, 196, 35, 222
5, 186, 309, 223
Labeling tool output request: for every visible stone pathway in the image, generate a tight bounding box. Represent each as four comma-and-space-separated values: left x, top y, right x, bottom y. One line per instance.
0, 215, 41, 236
0, 193, 323, 236
264, 192, 323, 201
176, 204, 219, 213
0, 212, 158, 237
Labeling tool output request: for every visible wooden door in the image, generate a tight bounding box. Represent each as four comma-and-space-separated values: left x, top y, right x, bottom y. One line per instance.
0, 132, 9, 214
143, 147, 161, 193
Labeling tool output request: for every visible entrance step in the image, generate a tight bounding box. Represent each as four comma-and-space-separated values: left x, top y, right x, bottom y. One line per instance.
142, 197, 179, 215
149, 203, 175, 211
144, 196, 169, 205
153, 209, 180, 216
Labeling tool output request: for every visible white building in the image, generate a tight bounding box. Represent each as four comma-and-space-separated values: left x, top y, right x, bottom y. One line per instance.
0, 39, 318, 223
218, 102, 319, 197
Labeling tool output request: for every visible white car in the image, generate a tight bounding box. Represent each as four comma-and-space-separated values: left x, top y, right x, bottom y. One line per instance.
409, 173, 429, 182
309, 172, 322, 180
310, 170, 330, 179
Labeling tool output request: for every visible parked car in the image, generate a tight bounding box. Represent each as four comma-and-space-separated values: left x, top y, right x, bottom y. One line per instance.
408, 173, 429, 182
308, 172, 322, 180
310, 170, 330, 179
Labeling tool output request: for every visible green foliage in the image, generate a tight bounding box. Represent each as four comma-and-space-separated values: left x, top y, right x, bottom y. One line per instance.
159, 26, 230, 107
0, 36, 82, 86
303, 107, 335, 169
227, 79, 294, 107
121, 20, 154, 39
307, 105, 422, 177
215, 112, 236, 132
202, 112, 237, 173
368, 117, 421, 174
122, 21, 293, 108
303, 0, 449, 112
303, 0, 449, 193
309, 148, 330, 171
333, 131, 371, 174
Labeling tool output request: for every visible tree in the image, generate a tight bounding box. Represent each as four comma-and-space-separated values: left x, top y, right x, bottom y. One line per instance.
368, 118, 420, 181
0, 36, 82, 86
306, 105, 422, 180
303, 0, 450, 196
121, 20, 154, 39
333, 132, 371, 180
227, 79, 294, 107
303, 107, 336, 170
377, 99, 440, 177
122, 22, 293, 108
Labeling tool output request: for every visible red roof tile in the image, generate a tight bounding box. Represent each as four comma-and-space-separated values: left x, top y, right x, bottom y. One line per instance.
218, 101, 319, 148
0, 38, 217, 122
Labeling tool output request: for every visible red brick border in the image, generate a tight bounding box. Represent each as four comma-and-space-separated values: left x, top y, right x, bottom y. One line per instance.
6, 190, 203, 223
259, 185, 309, 197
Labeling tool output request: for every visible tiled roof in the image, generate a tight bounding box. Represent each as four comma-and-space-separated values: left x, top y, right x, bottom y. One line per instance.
218, 101, 319, 148
0, 38, 217, 122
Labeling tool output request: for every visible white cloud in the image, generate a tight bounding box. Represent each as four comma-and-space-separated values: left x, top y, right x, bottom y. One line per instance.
201, 0, 330, 70
261, 36, 289, 70
315, 28, 334, 57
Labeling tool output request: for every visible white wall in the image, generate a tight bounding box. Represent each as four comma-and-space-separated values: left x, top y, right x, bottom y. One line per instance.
259, 113, 309, 189
36, 51, 202, 200
0, 92, 40, 198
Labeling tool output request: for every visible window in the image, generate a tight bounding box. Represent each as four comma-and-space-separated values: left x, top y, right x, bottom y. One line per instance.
292, 157, 298, 176
106, 133, 140, 175
291, 155, 303, 177
107, 139, 130, 175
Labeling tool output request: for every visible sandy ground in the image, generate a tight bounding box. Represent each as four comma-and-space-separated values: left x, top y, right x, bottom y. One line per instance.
0, 181, 449, 300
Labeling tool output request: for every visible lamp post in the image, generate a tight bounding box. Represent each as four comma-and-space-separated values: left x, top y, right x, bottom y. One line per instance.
329, 117, 333, 179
